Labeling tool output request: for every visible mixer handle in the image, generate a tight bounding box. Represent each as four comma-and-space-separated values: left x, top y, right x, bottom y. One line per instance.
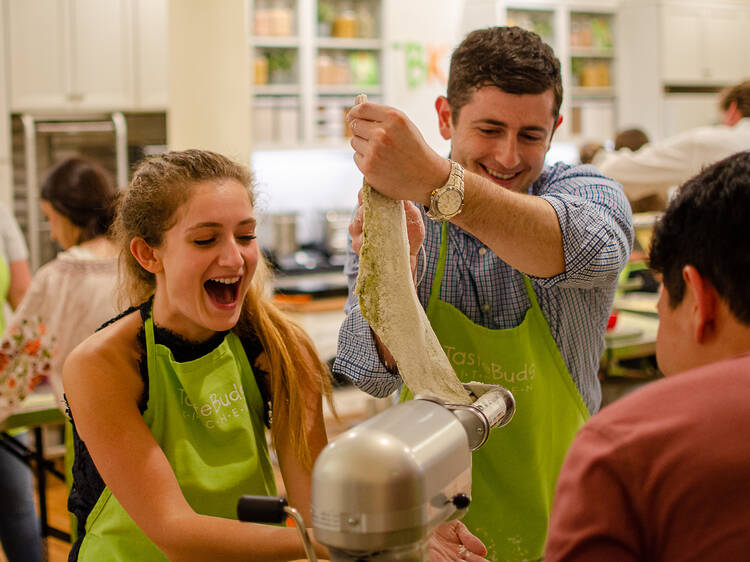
237, 495, 318, 562
237, 495, 289, 524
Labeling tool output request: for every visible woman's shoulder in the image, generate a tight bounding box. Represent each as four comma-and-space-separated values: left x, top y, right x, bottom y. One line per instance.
65, 308, 143, 386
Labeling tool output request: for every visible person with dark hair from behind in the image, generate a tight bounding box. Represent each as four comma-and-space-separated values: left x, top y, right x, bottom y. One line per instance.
613, 127, 649, 152
546, 151, 750, 561
598, 79, 750, 210
337, 26, 633, 560
3, 157, 120, 408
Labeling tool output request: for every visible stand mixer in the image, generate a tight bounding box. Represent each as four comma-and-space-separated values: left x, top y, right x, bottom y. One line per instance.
237, 383, 515, 561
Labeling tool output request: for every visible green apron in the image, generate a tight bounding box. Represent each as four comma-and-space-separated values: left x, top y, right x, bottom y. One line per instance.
403, 223, 589, 561
0, 254, 10, 334
77, 310, 277, 560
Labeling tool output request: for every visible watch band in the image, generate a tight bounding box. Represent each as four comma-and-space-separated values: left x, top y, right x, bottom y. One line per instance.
425, 160, 465, 222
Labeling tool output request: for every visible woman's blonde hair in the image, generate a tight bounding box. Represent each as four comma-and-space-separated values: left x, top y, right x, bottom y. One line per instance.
113, 149, 331, 468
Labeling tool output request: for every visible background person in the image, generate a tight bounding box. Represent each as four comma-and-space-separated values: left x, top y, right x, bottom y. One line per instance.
546, 151, 750, 561
335, 26, 632, 560
613, 127, 649, 152
0, 203, 40, 562
4, 157, 120, 407
597, 79, 750, 210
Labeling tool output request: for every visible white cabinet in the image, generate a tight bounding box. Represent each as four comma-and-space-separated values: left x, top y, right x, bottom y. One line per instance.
618, 0, 750, 142
134, 0, 168, 109
661, 1, 747, 85
5, 0, 167, 112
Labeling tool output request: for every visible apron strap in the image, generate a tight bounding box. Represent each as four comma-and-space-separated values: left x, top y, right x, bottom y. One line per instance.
143, 304, 157, 380
427, 222, 449, 308
522, 274, 541, 311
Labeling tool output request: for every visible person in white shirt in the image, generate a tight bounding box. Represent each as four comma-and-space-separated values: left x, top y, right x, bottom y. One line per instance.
5, 157, 120, 408
597, 79, 750, 210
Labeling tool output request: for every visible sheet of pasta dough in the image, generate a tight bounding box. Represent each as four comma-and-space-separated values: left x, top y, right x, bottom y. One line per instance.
355, 181, 471, 404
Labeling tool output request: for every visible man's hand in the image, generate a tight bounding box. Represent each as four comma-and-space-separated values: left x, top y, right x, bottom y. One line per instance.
347, 101, 451, 205
429, 520, 489, 561
349, 190, 425, 281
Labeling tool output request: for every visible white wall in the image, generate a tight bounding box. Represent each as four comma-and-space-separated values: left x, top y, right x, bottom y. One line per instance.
0, 5, 12, 208
167, 0, 251, 166
382, 0, 465, 154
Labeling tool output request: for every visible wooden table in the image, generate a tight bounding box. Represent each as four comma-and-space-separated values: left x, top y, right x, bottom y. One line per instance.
1, 392, 71, 549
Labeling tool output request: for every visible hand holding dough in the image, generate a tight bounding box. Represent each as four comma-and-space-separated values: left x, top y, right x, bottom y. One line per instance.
353, 95, 470, 404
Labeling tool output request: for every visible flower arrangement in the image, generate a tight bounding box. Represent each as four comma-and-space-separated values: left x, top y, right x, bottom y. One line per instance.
0, 317, 54, 422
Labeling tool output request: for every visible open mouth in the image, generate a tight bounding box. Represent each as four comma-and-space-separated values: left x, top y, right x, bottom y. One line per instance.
204, 276, 241, 306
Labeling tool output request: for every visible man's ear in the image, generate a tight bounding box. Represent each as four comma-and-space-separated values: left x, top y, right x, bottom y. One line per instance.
682, 265, 718, 343
435, 96, 453, 140
130, 237, 163, 274
723, 100, 742, 126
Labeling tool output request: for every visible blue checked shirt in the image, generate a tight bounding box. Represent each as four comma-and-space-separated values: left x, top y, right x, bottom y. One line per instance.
333, 162, 633, 414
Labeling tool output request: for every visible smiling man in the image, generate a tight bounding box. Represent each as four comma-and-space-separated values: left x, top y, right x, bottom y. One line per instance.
334, 26, 633, 561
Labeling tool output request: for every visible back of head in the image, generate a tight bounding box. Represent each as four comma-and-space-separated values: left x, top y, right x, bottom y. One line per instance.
614, 128, 649, 152
649, 151, 750, 325
719, 79, 750, 118
447, 26, 562, 122
115, 149, 253, 304
41, 157, 118, 242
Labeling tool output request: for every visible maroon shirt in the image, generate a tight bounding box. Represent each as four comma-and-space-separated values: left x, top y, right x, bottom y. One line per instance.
546, 353, 750, 561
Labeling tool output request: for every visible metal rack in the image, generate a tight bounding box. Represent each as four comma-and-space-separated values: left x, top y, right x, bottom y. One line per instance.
19, 112, 128, 271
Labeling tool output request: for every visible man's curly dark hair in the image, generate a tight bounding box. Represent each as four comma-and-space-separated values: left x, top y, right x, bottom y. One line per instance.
447, 26, 562, 123
649, 151, 750, 325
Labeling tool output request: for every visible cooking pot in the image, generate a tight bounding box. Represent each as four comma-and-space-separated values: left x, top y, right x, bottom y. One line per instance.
271, 213, 298, 257
321, 209, 351, 257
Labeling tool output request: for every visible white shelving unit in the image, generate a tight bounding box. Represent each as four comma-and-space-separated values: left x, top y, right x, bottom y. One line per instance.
503, 3, 618, 143
249, 0, 385, 149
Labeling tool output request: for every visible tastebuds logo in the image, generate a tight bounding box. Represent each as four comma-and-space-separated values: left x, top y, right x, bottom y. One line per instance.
444, 345, 536, 390
180, 383, 249, 429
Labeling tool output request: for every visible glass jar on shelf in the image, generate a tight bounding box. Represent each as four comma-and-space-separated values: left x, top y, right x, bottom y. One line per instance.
317, 53, 335, 85
355, 2, 376, 38
253, 53, 269, 85
333, 1, 357, 38
317, 0, 336, 37
254, 0, 272, 36
349, 51, 378, 87
267, 49, 296, 84
269, 0, 293, 36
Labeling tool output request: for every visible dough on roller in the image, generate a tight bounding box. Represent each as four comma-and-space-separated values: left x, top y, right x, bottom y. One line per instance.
353, 95, 470, 404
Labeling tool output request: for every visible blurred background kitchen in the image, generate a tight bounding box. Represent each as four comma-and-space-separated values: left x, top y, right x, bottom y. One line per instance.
3, 0, 748, 284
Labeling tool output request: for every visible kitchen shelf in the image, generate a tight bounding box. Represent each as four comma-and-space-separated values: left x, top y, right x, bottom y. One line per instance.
250, 0, 384, 147
317, 85, 382, 96
253, 36, 301, 48
570, 47, 614, 58
254, 84, 303, 96
506, 7, 555, 47
316, 37, 381, 50
571, 86, 616, 99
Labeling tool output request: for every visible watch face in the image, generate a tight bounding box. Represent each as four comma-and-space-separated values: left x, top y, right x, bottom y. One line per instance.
437, 189, 462, 215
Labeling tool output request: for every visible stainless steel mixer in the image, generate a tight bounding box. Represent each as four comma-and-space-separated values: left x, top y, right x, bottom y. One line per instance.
237, 383, 515, 561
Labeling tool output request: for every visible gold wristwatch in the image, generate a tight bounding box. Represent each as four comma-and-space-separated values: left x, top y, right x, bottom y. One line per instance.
425, 160, 465, 222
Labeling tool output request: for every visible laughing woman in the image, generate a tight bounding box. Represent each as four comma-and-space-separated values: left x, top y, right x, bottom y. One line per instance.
63, 150, 331, 561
